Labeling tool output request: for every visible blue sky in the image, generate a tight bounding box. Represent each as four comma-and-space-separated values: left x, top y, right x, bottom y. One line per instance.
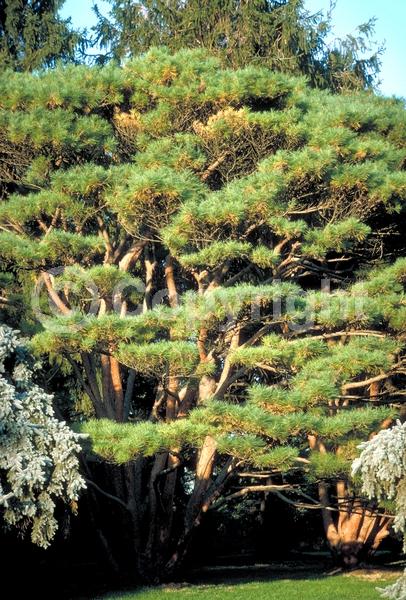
61, 0, 405, 98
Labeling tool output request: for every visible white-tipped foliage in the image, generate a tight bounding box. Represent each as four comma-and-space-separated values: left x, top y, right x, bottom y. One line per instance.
353, 422, 406, 599
0, 325, 85, 548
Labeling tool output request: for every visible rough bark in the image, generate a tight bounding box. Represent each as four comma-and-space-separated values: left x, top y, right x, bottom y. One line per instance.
309, 435, 391, 568
318, 480, 391, 568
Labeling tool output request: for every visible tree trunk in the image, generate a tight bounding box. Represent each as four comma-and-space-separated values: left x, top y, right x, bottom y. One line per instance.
319, 480, 391, 568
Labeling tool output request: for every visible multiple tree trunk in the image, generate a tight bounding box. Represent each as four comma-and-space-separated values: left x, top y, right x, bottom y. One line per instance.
318, 480, 391, 568
41, 246, 393, 580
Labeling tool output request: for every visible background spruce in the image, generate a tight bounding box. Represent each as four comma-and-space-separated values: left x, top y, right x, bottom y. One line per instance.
93, 0, 382, 92
0, 0, 80, 71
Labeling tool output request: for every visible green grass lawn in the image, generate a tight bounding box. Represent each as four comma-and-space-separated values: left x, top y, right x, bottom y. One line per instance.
98, 574, 396, 600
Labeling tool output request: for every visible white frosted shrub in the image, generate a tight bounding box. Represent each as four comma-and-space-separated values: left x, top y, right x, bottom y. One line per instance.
353, 421, 406, 599
0, 325, 85, 547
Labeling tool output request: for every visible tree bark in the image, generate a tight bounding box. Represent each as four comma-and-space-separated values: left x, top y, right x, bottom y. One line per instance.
318, 480, 391, 568
110, 356, 124, 422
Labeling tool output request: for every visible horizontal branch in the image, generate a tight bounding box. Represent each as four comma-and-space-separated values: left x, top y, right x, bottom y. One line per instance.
237, 472, 278, 478
309, 330, 387, 340
85, 478, 129, 511
236, 459, 310, 479
274, 490, 395, 519
342, 363, 404, 393
213, 483, 295, 507
287, 204, 332, 215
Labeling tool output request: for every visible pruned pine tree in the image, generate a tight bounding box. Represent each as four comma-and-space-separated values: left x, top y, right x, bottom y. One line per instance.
93, 0, 382, 92
0, 48, 405, 579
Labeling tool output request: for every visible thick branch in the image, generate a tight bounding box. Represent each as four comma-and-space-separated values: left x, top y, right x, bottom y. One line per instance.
213, 483, 295, 507
342, 365, 403, 393
118, 241, 145, 271
41, 272, 71, 315
97, 215, 114, 263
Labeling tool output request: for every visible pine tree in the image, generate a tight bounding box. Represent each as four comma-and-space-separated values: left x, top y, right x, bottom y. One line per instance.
0, 48, 405, 579
0, 0, 80, 71
93, 0, 382, 92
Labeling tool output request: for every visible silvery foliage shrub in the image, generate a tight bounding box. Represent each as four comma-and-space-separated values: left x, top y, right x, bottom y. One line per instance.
0, 325, 85, 547
353, 422, 406, 599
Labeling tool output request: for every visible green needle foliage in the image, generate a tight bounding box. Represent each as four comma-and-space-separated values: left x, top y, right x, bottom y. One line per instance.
93, 0, 382, 92
0, 0, 80, 72
0, 47, 405, 579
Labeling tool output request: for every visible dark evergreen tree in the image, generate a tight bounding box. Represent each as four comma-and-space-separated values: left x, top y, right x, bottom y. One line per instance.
93, 0, 382, 92
0, 48, 404, 580
0, 0, 80, 71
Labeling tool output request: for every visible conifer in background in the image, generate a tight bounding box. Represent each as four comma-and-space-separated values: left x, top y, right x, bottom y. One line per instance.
93, 0, 382, 92
0, 0, 79, 71
0, 48, 405, 579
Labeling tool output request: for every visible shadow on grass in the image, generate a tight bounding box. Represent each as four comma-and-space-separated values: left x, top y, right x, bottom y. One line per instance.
93, 563, 402, 600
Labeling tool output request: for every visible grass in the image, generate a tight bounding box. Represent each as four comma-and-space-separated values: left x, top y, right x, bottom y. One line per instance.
98, 573, 397, 600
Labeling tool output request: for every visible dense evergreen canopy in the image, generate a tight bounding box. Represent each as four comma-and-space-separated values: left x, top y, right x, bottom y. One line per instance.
0, 47, 405, 579
93, 0, 382, 92
0, 0, 79, 71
